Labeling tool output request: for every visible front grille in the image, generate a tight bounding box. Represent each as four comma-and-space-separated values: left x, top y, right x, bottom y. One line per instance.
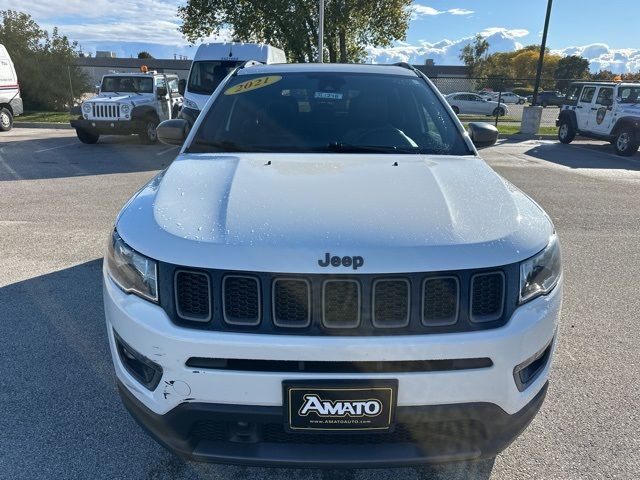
190, 420, 488, 445
470, 272, 505, 322
322, 280, 361, 328
223, 275, 261, 325
373, 279, 410, 327
422, 277, 459, 326
91, 103, 120, 119
161, 264, 517, 335
175, 270, 211, 321
272, 279, 311, 327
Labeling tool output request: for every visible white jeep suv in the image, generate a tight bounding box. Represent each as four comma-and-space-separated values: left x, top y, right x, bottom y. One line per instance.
104, 63, 562, 467
71, 71, 183, 144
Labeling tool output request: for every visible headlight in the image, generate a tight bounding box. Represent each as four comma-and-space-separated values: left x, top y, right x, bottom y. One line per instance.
519, 234, 561, 303
184, 98, 199, 110
120, 103, 131, 114
82, 103, 92, 113
106, 230, 158, 302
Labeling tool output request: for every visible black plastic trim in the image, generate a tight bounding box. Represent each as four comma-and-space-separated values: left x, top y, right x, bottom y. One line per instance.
113, 330, 162, 391
174, 269, 212, 322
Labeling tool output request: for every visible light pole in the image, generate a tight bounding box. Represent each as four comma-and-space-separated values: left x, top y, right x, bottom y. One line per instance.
532, 0, 553, 106
318, 0, 324, 63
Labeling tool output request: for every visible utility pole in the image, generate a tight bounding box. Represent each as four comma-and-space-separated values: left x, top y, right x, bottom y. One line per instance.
532, 0, 553, 106
318, 0, 324, 63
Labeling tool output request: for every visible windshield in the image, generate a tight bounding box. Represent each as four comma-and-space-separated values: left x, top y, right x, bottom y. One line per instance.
188, 71, 471, 155
619, 86, 640, 104
187, 61, 244, 95
100, 76, 153, 93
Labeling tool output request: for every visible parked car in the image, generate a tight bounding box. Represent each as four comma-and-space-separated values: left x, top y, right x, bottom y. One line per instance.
498, 92, 527, 104
533, 91, 565, 107
0, 43, 23, 131
70, 70, 183, 144
104, 62, 562, 466
557, 81, 640, 156
179, 42, 286, 127
445, 92, 509, 116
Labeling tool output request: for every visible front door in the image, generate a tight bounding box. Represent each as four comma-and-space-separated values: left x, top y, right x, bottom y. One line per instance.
155, 76, 171, 122
575, 86, 596, 131
590, 86, 615, 135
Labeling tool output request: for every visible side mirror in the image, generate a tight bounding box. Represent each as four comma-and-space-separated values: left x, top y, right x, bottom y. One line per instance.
156, 86, 168, 98
95, 85, 100, 94
178, 79, 186, 95
157, 119, 189, 146
467, 122, 498, 149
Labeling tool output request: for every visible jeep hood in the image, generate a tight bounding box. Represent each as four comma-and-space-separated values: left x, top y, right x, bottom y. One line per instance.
117, 154, 554, 273
90, 94, 152, 105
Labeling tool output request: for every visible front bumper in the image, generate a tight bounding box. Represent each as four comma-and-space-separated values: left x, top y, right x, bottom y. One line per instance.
118, 376, 548, 467
104, 267, 562, 465
70, 118, 144, 135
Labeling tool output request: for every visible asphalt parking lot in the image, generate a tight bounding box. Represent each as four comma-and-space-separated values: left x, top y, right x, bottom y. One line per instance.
1, 128, 638, 480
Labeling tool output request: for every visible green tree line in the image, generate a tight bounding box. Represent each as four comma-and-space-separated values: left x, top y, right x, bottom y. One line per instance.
0, 10, 90, 111
179, 0, 412, 63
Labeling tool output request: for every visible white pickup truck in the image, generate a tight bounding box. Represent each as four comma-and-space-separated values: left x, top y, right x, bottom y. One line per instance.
104, 62, 562, 467
0, 44, 23, 132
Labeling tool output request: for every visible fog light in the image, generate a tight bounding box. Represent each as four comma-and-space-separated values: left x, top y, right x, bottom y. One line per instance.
114, 331, 162, 390
513, 339, 554, 392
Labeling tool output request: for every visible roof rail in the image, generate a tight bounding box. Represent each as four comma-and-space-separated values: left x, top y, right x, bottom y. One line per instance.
392, 62, 418, 73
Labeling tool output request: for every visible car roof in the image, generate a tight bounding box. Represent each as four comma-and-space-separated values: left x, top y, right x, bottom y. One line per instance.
236, 62, 418, 77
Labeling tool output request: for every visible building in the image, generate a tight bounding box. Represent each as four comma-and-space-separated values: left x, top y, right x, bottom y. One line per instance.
414, 65, 473, 94
75, 57, 192, 86
95, 51, 117, 58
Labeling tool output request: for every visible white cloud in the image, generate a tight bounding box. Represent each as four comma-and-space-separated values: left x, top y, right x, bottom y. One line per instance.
553, 43, 640, 73
410, 4, 474, 19
480, 27, 529, 39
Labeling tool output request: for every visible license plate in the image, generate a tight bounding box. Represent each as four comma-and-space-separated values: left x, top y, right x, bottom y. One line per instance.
283, 380, 397, 432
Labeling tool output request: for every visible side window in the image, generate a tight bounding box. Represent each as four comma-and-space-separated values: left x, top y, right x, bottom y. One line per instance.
155, 76, 167, 89
454, 95, 465, 101
580, 87, 596, 104
168, 78, 179, 94
595, 87, 613, 106
565, 85, 581, 105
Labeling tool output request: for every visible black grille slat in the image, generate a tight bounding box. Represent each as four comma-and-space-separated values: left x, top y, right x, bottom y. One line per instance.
422, 277, 459, 326
223, 275, 261, 325
322, 280, 360, 328
273, 279, 311, 328
471, 272, 504, 322
175, 271, 211, 322
373, 279, 410, 327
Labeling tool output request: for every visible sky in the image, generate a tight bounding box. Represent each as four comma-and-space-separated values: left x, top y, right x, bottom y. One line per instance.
6, 0, 640, 72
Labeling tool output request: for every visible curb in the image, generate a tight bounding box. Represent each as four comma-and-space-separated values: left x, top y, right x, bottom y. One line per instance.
14, 122, 72, 130
498, 133, 557, 140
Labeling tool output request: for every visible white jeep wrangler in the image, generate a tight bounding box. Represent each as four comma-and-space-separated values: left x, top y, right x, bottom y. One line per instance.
557, 81, 640, 156
70, 71, 183, 144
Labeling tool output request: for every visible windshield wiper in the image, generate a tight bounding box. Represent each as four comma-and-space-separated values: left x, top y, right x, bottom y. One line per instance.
326, 142, 420, 154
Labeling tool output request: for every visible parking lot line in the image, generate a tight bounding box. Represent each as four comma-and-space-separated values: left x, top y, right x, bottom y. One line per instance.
34, 142, 78, 153
156, 146, 178, 156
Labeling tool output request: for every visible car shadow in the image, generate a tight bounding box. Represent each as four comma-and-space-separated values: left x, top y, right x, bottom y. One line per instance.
0, 133, 179, 181
0, 260, 495, 479
518, 142, 640, 171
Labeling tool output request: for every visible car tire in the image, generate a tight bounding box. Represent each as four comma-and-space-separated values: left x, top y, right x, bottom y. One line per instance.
451, 106, 460, 115
541, 101, 548, 108
76, 128, 99, 144
518, 99, 525, 105
614, 127, 639, 156
0, 107, 13, 132
493, 107, 505, 117
558, 120, 575, 144
139, 118, 159, 144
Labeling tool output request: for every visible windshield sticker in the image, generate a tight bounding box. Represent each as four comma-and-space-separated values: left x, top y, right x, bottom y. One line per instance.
314, 91, 343, 100
224, 76, 282, 95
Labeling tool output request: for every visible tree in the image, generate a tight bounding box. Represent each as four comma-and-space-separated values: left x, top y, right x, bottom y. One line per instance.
137, 51, 154, 59
555, 55, 590, 91
178, 0, 412, 63
0, 10, 90, 110
459, 33, 489, 76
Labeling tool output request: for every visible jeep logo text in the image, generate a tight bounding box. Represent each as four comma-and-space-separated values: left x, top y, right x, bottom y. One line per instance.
298, 394, 382, 417
318, 252, 364, 270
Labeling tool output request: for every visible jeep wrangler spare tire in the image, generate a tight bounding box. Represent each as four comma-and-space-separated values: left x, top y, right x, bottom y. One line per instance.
76, 128, 99, 144
614, 127, 639, 157
0, 107, 13, 132
558, 120, 575, 144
